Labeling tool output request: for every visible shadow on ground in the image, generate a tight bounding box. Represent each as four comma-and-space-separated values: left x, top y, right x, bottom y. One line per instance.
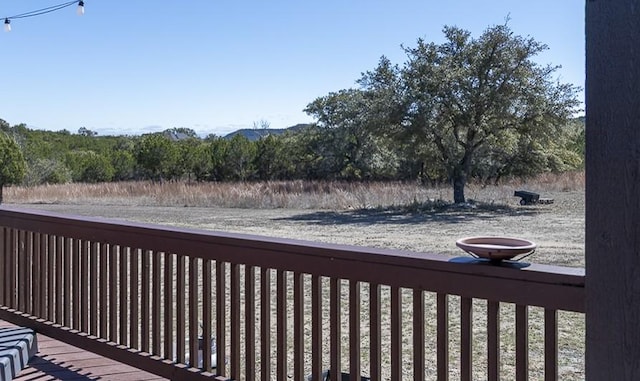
20, 354, 102, 380
274, 203, 541, 226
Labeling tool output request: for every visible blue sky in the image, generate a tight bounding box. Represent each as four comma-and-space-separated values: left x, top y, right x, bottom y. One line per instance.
1, 1, 584, 137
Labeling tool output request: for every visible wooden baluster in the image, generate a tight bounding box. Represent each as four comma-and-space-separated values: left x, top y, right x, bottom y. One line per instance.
293, 272, 304, 381
230, 263, 241, 378
164, 252, 174, 360
176, 254, 186, 364
90, 242, 99, 336
311, 275, 323, 381
46, 234, 54, 321
129, 248, 139, 348
3, 229, 9, 307
330, 278, 342, 378
460, 297, 473, 381
202, 259, 212, 371
56, 236, 64, 325
25, 232, 32, 313
370, 283, 382, 381
99, 243, 108, 338
350, 280, 361, 381
277, 269, 287, 381
65, 237, 73, 328
391, 286, 402, 381
20, 231, 30, 313
119, 246, 128, 345
261, 267, 271, 381
0, 228, 5, 306
216, 261, 226, 375
141, 249, 150, 353
26, 231, 31, 313
544, 309, 558, 381
244, 265, 255, 378
10, 230, 18, 309
32, 232, 40, 316
413, 289, 425, 381
152, 251, 161, 355
9, 230, 17, 309
437, 293, 449, 381
0, 228, 5, 305
81, 240, 89, 332
487, 300, 500, 381
189, 256, 199, 368
108, 244, 118, 340
516, 305, 529, 381
73, 238, 81, 329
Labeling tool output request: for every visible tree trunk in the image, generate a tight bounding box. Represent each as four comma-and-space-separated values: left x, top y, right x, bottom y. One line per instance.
453, 173, 466, 204
0, 184, 3, 205
453, 150, 473, 203
452, 150, 474, 204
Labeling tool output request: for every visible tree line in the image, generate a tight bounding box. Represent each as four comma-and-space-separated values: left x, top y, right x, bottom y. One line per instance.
0, 115, 583, 184
0, 22, 585, 203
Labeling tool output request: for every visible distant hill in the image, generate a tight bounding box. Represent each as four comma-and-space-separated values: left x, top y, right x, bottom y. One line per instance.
223, 123, 311, 141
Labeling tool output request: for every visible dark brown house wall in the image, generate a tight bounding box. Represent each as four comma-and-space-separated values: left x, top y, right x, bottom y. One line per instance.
586, 0, 640, 379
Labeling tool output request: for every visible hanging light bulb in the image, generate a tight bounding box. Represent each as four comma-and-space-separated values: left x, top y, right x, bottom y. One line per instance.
3, 19, 10, 32
77, 1, 85, 16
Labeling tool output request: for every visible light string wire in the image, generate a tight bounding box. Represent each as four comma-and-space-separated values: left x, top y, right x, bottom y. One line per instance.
4, 1, 80, 21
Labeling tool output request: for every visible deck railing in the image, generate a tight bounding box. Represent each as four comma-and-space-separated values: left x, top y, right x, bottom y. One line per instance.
0, 206, 584, 380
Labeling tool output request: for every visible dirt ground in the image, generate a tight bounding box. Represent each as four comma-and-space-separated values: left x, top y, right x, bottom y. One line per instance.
14, 189, 585, 268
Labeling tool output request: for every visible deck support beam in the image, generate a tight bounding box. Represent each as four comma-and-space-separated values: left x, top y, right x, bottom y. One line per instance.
585, 1, 640, 379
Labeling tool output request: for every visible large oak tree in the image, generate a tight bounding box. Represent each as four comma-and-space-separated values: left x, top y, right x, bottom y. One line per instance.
333, 23, 580, 203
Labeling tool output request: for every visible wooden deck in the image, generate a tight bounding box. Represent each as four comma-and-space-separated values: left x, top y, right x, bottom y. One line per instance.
0, 207, 587, 381
0, 321, 167, 381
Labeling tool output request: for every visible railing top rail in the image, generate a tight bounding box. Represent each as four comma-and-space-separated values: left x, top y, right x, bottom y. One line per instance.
0, 206, 585, 312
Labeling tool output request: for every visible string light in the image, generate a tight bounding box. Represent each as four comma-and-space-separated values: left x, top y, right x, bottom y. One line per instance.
2, 1, 84, 32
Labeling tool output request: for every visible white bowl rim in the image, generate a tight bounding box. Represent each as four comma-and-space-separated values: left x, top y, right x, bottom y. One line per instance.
455, 236, 537, 260
456, 236, 536, 249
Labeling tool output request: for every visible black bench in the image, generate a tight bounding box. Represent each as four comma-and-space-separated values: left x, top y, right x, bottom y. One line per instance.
514, 190, 555, 205
514, 190, 540, 205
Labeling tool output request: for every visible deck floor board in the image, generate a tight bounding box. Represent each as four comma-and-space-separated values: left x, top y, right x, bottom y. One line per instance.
0, 320, 167, 381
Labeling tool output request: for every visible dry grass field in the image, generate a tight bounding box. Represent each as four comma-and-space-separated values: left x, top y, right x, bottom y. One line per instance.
3, 172, 586, 379
6, 172, 585, 268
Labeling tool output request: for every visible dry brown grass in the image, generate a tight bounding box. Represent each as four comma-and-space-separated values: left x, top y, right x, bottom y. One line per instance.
5, 171, 585, 209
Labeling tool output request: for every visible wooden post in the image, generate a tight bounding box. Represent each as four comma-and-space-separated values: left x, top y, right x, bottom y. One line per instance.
586, 1, 640, 379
